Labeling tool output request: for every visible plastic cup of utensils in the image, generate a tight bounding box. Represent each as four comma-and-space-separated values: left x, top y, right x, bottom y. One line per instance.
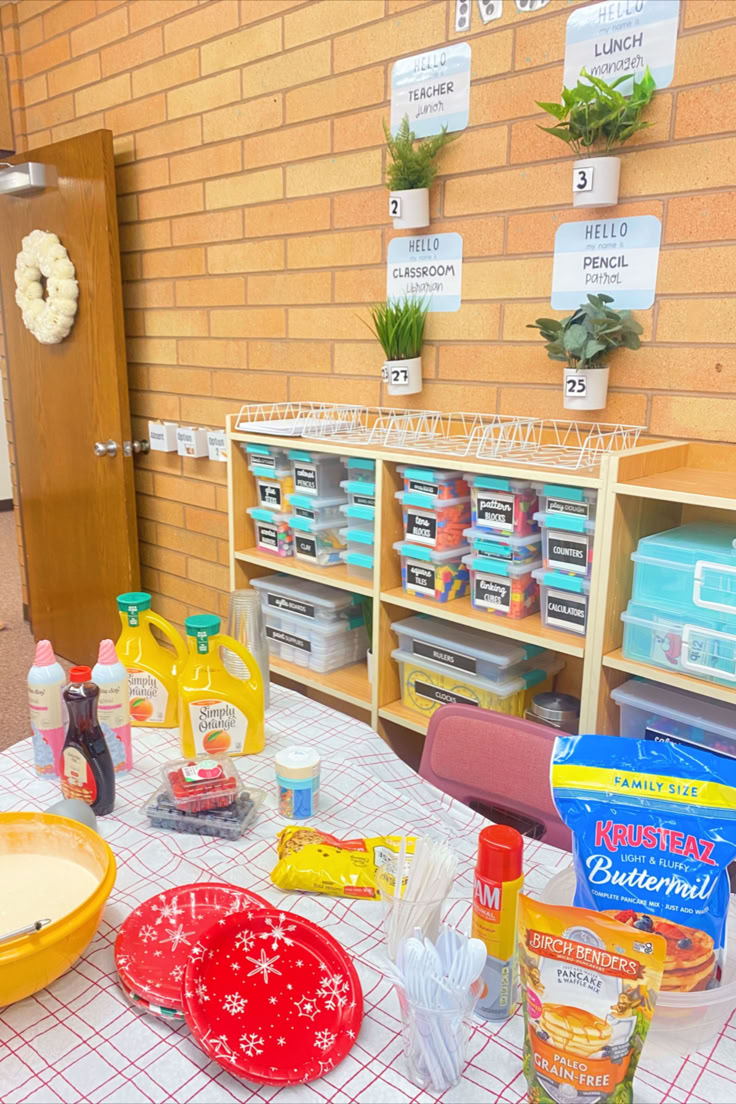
397, 979, 482, 1093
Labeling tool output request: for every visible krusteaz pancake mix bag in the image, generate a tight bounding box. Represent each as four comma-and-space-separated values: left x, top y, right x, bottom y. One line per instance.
552, 733, 736, 994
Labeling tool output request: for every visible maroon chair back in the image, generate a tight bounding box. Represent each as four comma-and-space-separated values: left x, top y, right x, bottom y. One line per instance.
419, 704, 572, 852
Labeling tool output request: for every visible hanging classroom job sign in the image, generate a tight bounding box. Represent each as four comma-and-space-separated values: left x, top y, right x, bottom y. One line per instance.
390, 43, 471, 138
387, 233, 463, 312
551, 215, 661, 310
564, 0, 680, 94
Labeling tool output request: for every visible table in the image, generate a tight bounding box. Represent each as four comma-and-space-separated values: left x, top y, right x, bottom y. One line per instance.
1, 685, 734, 1104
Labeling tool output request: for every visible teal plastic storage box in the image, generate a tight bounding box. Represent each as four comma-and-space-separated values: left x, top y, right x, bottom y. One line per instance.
533, 567, 591, 636
631, 523, 736, 624
286, 491, 345, 527
397, 466, 468, 501
462, 526, 541, 566
244, 442, 289, 474
339, 502, 375, 532
344, 550, 374, 582
621, 600, 736, 688
340, 479, 376, 509
289, 449, 345, 497
340, 455, 375, 483
532, 482, 598, 523
534, 511, 596, 578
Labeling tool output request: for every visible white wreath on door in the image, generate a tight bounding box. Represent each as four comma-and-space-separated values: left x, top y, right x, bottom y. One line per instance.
14, 229, 79, 344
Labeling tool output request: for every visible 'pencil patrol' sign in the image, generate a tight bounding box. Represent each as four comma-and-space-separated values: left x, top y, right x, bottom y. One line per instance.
390, 43, 471, 138
387, 233, 463, 312
551, 215, 661, 310
564, 0, 680, 94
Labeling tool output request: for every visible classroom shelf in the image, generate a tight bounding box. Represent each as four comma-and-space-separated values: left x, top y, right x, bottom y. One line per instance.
378, 701, 429, 735
233, 548, 373, 597
614, 470, 736, 511
602, 649, 736, 709
270, 657, 372, 710
380, 589, 586, 658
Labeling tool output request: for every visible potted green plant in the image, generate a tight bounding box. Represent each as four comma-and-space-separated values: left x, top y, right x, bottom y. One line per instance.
383, 115, 457, 230
527, 294, 643, 410
363, 296, 428, 396
537, 67, 656, 208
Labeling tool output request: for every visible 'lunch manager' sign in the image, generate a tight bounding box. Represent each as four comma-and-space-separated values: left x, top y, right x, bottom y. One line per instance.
564, 0, 680, 94
387, 233, 463, 313
390, 43, 471, 138
551, 215, 661, 311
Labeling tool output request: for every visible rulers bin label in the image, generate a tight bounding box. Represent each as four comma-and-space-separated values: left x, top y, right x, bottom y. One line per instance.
413, 639, 477, 674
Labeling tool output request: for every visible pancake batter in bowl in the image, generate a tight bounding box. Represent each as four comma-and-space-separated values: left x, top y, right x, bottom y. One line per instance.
0, 853, 100, 933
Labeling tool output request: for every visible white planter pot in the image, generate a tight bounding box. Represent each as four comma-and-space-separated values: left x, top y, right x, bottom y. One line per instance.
366, 649, 374, 685
382, 356, 422, 396
563, 366, 609, 410
572, 156, 621, 208
389, 187, 429, 229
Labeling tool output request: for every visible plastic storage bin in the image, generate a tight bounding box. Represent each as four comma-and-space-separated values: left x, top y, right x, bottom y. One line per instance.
289, 449, 345, 497
391, 647, 563, 721
463, 474, 538, 537
393, 615, 550, 683
465, 555, 541, 620
339, 502, 375, 531
396, 491, 470, 551
286, 491, 346, 526
340, 479, 376, 509
534, 512, 596, 577
631, 523, 736, 623
397, 466, 468, 501
251, 574, 361, 624
289, 514, 345, 567
462, 527, 541, 567
532, 482, 598, 523
341, 526, 375, 560
394, 541, 470, 603
611, 678, 736, 758
264, 607, 367, 673
341, 456, 375, 483
247, 507, 293, 557
344, 551, 374, 582
621, 601, 736, 687
254, 468, 294, 511
245, 443, 289, 474
533, 567, 591, 635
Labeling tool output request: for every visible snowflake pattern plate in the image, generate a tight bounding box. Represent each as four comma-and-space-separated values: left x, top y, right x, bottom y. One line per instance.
182, 908, 363, 1085
115, 883, 269, 1011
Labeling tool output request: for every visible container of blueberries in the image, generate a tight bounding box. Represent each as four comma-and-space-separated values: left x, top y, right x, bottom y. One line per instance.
144, 754, 264, 840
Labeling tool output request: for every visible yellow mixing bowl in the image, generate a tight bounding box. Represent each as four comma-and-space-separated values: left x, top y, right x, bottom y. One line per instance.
0, 812, 116, 1006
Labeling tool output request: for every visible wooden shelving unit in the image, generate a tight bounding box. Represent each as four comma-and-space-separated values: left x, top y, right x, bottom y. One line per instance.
227, 417, 736, 759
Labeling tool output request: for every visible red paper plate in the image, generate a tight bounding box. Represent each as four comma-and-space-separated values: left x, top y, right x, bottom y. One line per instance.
183, 908, 363, 1085
115, 883, 269, 1011
119, 979, 186, 1021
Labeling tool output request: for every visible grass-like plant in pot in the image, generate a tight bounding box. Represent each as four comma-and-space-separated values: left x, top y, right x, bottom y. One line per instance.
537, 67, 656, 208
528, 293, 643, 411
364, 296, 428, 396
384, 115, 457, 230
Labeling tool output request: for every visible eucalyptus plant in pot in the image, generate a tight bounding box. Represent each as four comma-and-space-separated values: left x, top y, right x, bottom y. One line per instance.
364, 296, 428, 396
528, 294, 643, 410
384, 115, 457, 230
537, 67, 656, 207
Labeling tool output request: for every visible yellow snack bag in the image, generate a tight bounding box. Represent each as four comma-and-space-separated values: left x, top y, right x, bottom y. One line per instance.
270, 826, 415, 899
518, 895, 665, 1104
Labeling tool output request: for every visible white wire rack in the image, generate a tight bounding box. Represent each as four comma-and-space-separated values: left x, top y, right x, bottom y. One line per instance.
475, 418, 644, 471
302, 406, 439, 446
234, 402, 362, 436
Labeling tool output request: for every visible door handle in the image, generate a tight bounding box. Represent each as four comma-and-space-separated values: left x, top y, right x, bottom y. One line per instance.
123, 439, 150, 457
94, 440, 118, 457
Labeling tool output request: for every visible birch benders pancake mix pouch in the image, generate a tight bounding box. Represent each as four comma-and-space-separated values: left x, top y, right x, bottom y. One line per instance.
518, 896, 665, 1104
552, 733, 736, 994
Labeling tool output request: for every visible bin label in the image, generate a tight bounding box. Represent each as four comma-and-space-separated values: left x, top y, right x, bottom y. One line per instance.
474, 575, 512, 613
406, 509, 438, 546
295, 534, 317, 559
406, 561, 436, 595
294, 464, 317, 493
257, 523, 278, 550
547, 497, 590, 519
545, 589, 587, 633
258, 482, 282, 508
547, 532, 589, 575
267, 627, 311, 653
413, 639, 477, 674
267, 594, 315, 619
477, 492, 514, 532
413, 680, 479, 709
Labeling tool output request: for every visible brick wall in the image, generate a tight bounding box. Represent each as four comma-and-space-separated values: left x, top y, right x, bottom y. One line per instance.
1, 0, 735, 627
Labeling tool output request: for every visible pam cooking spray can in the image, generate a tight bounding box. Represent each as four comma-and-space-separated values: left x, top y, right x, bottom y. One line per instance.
472, 824, 524, 1021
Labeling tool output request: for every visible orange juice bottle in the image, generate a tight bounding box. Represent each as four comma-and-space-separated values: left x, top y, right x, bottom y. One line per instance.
116, 592, 186, 728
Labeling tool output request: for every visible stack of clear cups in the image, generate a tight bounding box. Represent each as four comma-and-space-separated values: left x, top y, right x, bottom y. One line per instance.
224, 588, 270, 710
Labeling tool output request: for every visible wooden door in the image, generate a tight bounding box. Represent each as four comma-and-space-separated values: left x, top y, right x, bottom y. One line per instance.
0, 129, 139, 661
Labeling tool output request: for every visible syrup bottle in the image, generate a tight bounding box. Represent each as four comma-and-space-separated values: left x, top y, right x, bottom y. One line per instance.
60, 666, 116, 816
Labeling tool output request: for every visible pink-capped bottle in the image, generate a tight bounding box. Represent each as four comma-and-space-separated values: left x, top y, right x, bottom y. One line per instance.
92, 639, 133, 772
28, 640, 67, 775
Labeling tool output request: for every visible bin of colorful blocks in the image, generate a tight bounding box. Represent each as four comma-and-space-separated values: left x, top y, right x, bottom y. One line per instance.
611, 678, 736, 757
533, 567, 591, 635
464, 553, 541, 620
247, 506, 293, 558
397, 465, 468, 501
396, 490, 470, 551
244, 442, 289, 474
289, 449, 345, 497
463, 473, 538, 537
391, 614, 564, 721
289, 514, 345, 567
394, 541, 470, 603
462, 527, 542, 567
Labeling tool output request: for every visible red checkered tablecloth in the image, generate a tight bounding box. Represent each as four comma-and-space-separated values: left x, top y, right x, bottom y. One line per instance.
1, 684, 735, 1103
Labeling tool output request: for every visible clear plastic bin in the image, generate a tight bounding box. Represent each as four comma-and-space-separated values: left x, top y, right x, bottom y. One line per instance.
393, 541, 470, 603
251, 574, 362, 624
286, 491, 346, 526
533, 567, 591, 635
534, 511, 596, 578
393, 614, 549, 682
396, 491, 470, 551
611, 677, 736, 757
631, 523, 736, 624
391, 646, 563, 722
465, 555, 541, 620
245, 443, 289, 474
162, 754, 243, 813
341, 456, 375, 483
289, 449, 345, 497
290, 514, 345, 567
397, 466, 468, 501
344, 550, 374, 582
463, 473, 538, 537
254, 468, 294, 511
246, 506, 293, 557
340, 525, 375, 561
339, 502, 375, 531
264, 606, 367, 672
462, 527, 541, 567
532, 482, 597, 523
621, 600, 736, 688
340, 478, 376, 509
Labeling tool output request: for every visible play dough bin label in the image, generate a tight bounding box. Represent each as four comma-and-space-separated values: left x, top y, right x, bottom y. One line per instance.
189, 699, 248, 755
128, 668, 168, 724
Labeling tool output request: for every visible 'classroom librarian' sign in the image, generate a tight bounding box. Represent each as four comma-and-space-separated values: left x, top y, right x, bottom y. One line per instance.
551, 215, 661, 310
387, 233, 463, 312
